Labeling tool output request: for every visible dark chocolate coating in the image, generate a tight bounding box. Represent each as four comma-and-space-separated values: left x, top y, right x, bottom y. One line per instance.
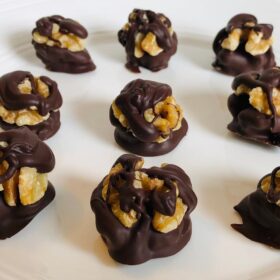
232, 167, 280, 248
0, 111, 60, 141
118, 9, 177, 72
114, 119, 188, 156
227, 68, 280, 145
91, 154, 197, 265
0, 182, 55, 239
0, 71, 62, 140
32, 15, 95, 74
0, 127, 55, 183
110, 79, 188, 156
212, 14, 276, 76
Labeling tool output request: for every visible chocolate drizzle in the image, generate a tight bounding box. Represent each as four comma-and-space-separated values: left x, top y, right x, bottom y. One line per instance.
232, 166, 280, 248
0, 127, 55, 183
118, 9, 177, 72
228, 68, 280, 145
91, 154, 197, 264
0, 71, 62, 116
110, 79, 188, 156
35, 15, 88, 39
32, 15, 96, 74
212, 13, 275, 76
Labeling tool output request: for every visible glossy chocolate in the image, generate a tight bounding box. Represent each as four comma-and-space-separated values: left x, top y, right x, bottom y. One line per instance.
91, 154, 197, 264
228, 68, 280, 145
118, 9, 177, 72
0, 71, 62, 140
0, 128, 55, 239
232, 167, 280, 248
0, 127, 55, 183
0, 182, 55, 239
212, 14, 276, 76
110, 79, 188, 156
32, 15, 95, 73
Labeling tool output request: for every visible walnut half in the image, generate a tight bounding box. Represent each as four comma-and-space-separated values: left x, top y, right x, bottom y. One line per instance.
134, 32, 163, 58
0, 162, 48, 206
33, 23, 85, 52
235, 85, 280, 116
101, 160, 187, 232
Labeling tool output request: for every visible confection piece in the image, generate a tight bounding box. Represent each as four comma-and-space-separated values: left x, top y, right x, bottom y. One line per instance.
32, 15, 96, 73
91, 154, 197, 264
118, 9, 177, 72
0, 71, 62, 140
110, 79, 188, 156
227, 67, 280, 145
212, 13, 276, 76
232, 166, 280, 248
0, 127, 56, 239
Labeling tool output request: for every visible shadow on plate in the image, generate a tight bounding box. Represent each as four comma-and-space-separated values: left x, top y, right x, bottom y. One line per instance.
7, 29, 42, 68
57, 174, 119, 267
74, 99, 116, 145
89, 31, 124, 64
178, 32, 214, 71
198, 174, 255, 227
55, 176, 96, 254
179, 90, 229, 139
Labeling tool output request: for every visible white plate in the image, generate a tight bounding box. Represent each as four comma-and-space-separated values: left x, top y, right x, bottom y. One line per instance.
0, 0, 280, 279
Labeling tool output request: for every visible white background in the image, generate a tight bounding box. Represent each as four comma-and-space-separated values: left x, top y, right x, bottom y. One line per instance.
0, 0, 280, 279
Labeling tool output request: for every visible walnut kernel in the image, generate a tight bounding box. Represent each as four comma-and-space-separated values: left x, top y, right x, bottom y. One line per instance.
152, 197, 187, 233
221, 28, 242, 51
245, 31, 273, 56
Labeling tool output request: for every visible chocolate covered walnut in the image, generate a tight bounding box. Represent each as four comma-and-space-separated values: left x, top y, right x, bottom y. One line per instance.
232, 166, 280, 248
118, 9, 177, 72
91, 154, 197, 264
0, 71, 62, 140
228, 67, 280, 145
32, 15, 96, 73
110, 79, 187, 156
0, 127, 56, 239
213, 14, 275, 76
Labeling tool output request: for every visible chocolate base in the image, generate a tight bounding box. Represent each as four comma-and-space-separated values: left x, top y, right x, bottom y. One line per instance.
0, 111, 61, 141
32, 41, 96, 74
232, 189, 280, 249
124, 33, 177, 73
91, 181, 193, 265
0, 182, 55, 239
113, 118, 188, 156
227, 93, 280, 146
212, 29, 276, 76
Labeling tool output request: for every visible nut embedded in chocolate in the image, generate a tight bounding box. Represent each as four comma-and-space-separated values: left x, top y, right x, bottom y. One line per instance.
227, 67, 280, 146
0, 70, 63, 140
32, 15, 96, 73
0, 127, 56, 239
110, 79, 188, 156
212, 14, 276, 76
232, 166, 280, 249
118, 9, 177, 72
91, 154, 197, 264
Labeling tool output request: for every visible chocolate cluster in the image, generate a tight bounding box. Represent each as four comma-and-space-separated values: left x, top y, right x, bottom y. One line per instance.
0, 127, 55, 239
32, 15, 96, 73
213, 14, 276, 76
0, 71, 62, 140
232, 166, 280, 248
227, 67, 280, 145
118, 9, 177, 72
110, 79, 188, 156
91, 154, 197, 264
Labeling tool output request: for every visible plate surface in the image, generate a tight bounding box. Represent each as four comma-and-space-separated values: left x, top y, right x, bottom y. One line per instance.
0, 0, 280, 279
